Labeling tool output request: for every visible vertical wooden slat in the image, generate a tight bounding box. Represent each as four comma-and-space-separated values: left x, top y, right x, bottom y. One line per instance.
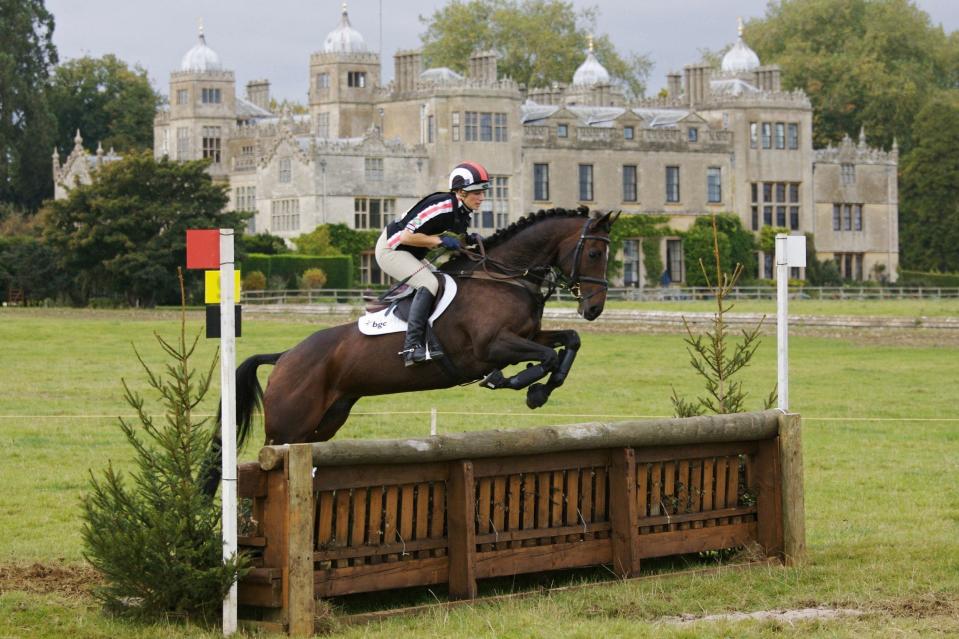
334, 490, 351, 568
384, 486, 399, 562
508, 475, 521, 549
366, 486, 383, 563
522, 474, 536, 546
676, 460, 689, 530
593, 466, 607, 539
286, 444, 315, 637
663, 461, 676, 531
649, 461, 662, 532
636, 461, 649, 532
447, 461, 477, 600
350, 488, 367, 565
581, 468, 595, 541
714, 457, 728, 525
492, 477, 507, 549
727, 455, 741, 525
779, 413, 806, 566
536, 472, 551, 543
315, 491, 334, 549
702, 458, 715, 527
477, 478, 492, 552
690, 460, 703, 529
565, 468, 580, 542
430, 481, 446, 558
400, 484, 415, 559
550, 470, 564, 543
609, 448, 640, 578
415, 483, 430, 559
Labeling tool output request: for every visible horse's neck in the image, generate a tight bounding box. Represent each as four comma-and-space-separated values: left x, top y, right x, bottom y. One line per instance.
487, 223, 570, 270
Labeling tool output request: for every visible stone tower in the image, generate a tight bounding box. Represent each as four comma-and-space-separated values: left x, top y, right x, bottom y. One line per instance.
165, 23, 235, 176
308, 3, 380, 138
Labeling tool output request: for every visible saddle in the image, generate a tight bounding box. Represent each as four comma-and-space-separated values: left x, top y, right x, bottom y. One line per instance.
364, 277, 448, 323
357, 274, 457, 336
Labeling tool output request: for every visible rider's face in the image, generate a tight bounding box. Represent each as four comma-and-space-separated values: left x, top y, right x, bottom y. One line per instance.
460, 189, 486, 211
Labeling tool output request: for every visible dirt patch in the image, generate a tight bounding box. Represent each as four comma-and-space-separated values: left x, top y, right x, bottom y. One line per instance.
0, 562, 100, 599
660, 606, 865, 626
875, 593, 959, 618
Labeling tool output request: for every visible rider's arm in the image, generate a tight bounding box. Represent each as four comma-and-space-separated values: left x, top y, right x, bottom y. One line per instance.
396, 229, 443, 249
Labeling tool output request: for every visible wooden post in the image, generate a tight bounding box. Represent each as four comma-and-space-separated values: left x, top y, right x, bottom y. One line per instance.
778, 413, 806, 565
447, 460, 477, 599
609, 448, 640, 577
753, 438, 784, 559
286, 444, 315, 636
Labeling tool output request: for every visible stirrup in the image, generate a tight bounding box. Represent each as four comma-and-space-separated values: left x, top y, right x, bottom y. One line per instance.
402, 344, 428, 367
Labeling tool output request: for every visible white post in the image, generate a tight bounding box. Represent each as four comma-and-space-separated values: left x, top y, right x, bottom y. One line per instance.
219, 229, 238, 636
776, 234, 788, 412
430, 407, 437, 437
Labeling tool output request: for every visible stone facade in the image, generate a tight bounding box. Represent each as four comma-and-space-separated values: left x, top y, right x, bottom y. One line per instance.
58, 6, 900, 284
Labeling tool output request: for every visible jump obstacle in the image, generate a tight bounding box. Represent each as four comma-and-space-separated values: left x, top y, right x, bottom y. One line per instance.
235, 409, 805, 636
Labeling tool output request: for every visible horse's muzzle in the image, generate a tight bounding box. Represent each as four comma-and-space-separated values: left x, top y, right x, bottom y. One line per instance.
583, 303, 604, 321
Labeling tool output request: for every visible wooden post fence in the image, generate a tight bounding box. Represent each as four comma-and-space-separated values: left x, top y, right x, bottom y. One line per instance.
235, 410, 805, 635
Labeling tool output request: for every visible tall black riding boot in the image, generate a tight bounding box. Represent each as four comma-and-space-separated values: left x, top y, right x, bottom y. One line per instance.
400, 288, 435, 367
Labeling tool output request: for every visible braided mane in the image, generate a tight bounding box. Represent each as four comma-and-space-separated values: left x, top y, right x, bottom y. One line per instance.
475, 206, 589, 251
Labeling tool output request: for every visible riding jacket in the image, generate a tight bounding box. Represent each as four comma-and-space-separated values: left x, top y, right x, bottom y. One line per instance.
385, 192, 472, 260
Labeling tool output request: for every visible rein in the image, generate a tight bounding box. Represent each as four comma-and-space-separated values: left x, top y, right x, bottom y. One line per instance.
452, 218, 609, 302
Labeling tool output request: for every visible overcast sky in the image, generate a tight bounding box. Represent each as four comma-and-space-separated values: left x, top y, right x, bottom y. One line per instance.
45, 0, 959, 101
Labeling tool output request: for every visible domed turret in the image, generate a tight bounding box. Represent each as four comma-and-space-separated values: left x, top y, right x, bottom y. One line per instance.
180, 23, 223, 72
324, 3, 368, 53
572, 36, 610, 87
721, 18, 760, 75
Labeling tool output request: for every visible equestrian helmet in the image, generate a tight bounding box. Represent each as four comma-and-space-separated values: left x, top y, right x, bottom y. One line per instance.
449, 161, 490, 192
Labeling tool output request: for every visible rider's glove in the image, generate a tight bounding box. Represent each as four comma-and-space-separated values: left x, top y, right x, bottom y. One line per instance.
466, 232, 482, 246
439, 236, 462, 251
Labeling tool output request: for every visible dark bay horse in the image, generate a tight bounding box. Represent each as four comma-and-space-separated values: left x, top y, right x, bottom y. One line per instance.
202, 208, 618, 492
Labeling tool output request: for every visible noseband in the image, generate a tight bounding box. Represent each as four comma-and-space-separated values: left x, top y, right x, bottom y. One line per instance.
559, 218, 610, 302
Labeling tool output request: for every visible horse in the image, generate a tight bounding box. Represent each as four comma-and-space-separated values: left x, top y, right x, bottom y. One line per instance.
201, 207, 618, 494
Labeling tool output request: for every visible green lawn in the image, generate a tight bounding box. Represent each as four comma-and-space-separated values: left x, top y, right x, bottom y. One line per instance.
1, 307, 957, 637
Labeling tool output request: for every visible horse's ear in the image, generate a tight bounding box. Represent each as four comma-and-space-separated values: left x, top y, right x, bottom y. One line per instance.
592, 210, 620, 232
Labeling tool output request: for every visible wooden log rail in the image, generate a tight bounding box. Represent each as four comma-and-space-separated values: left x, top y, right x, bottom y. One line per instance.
236, 410, 805, 636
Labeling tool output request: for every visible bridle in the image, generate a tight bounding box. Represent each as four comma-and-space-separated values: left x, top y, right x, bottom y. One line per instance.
555, 218, 611, 302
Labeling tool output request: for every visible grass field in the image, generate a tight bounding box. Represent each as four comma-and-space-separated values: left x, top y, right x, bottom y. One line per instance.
2, 304, 958, 637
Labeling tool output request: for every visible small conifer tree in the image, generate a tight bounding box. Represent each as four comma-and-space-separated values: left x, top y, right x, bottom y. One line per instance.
671, 216, 777, 416
81, 270, 245, 619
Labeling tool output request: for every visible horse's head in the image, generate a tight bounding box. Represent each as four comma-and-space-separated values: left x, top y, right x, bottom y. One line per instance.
558, 210, 620, 321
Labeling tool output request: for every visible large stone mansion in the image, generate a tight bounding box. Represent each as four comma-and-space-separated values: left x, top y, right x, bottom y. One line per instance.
55, 6, 899, 285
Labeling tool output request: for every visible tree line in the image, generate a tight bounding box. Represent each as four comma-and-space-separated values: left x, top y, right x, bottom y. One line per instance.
1, 0, 957, 307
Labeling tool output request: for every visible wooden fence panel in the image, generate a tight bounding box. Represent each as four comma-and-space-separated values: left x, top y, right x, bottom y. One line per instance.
237, 411, 801, 635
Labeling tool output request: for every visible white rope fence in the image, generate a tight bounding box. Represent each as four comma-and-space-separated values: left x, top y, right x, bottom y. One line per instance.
3, 413, 958, 422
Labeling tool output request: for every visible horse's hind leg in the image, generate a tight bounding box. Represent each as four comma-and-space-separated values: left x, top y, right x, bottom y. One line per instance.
313, 396, 359, 441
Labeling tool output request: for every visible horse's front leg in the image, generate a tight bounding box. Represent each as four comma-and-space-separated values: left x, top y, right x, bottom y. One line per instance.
526, 330, 581, 409
478, 331, 559, 393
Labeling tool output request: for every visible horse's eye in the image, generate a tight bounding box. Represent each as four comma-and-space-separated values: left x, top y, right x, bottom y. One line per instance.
588, 249, 601, 259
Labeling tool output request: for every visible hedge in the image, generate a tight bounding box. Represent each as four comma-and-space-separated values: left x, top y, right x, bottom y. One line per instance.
240, 254, 353, 289
899, 269, 959, 287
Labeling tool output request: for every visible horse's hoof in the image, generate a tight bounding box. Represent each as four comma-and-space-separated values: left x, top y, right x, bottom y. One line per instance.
526, 383, 549, 409
482, 370, 505, 389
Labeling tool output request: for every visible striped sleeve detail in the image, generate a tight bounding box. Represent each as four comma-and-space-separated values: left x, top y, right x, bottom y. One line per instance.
406, 199, 453, 232
386, 229, 405, 248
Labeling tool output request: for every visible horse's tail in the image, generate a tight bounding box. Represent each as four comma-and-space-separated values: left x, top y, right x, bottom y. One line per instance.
200, 351, 286, 497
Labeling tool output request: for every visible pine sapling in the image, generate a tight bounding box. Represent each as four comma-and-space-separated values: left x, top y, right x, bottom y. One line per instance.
671, 216, 777, 416
81, 270, 246, 620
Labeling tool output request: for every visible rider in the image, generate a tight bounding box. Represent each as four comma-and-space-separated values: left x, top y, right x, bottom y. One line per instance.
374, 161, 489, 367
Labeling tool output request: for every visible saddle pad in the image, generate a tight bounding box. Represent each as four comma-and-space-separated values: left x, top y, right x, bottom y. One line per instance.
357, 274, 457, 336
